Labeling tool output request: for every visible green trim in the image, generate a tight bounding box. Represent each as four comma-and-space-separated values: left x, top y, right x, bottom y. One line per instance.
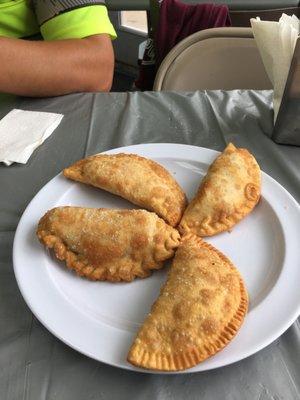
41, 5, 117, 40
0, 0, 39, 38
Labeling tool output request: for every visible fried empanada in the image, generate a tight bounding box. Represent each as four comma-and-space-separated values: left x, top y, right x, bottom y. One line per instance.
179, 143, 261, 236
128, 234, 248, 371
37, 207, 180, 282
63, 153, 186, 227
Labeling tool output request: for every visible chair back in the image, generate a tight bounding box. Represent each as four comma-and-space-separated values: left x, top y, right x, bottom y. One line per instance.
154, 27, 272, 91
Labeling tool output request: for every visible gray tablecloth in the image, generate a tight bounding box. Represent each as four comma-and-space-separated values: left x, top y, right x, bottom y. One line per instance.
1, 90, 299, 400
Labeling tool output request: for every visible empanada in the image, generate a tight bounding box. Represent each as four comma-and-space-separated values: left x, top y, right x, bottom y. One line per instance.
63, 153, 186, 227
179, 143, 261, 236
37, 207, 180, 282
128, 234, 248, 371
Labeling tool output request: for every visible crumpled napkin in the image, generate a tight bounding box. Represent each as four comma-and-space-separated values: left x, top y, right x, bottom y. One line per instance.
251, 14, 300, 122
0, 109, 63, 166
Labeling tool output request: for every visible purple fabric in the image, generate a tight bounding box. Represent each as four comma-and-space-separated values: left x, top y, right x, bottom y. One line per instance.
156, 0, 231, 66
135, 0, 231, 91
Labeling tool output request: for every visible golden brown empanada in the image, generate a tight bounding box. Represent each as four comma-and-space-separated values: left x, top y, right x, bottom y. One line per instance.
37, 207, 180, 282
128, 234, 248, 371
179, 143, 261, 237
63, 153, 186, 227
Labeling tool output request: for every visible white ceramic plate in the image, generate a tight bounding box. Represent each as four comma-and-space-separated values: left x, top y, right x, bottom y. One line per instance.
13, 143, 300, 374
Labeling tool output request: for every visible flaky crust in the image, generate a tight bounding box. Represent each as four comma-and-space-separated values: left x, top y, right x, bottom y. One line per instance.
127, 234, 248, 371
179, 143, 261, 236
63, 153, 187, 227
37, 207, 180, 282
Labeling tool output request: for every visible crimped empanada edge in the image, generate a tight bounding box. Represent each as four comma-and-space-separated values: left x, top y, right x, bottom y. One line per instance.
36, 229, 151, 282
178, 144, 261, 236
153, 229, 181, 262
63, 153, 187, 227
127, 234, 249, 371
179, 195, 260, 237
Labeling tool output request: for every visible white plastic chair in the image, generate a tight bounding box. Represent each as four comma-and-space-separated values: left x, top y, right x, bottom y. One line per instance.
154, 27, 272, 91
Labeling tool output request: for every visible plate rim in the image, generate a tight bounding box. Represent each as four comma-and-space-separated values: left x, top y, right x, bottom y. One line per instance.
13, 143, 300, 374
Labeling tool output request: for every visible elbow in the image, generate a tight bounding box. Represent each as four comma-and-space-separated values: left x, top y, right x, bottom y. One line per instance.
90, 74, 113, 93
86, 53, 114, 93
88, 62, 114, 92
101, 79, 113, 93
79, 34, 115, 93
86, 80, 112, 93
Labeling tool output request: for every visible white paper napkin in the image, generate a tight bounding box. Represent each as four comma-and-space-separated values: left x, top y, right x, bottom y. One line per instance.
0, 109, 64, 166
251, 14, 300, 122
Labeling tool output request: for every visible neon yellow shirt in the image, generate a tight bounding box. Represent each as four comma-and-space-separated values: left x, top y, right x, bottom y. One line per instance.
0, 0, 117, 40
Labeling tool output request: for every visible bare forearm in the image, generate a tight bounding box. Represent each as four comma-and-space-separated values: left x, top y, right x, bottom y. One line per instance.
0, 35, 114, 97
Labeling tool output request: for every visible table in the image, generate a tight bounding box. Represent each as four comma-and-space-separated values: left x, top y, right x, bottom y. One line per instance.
1, 90, 299, 400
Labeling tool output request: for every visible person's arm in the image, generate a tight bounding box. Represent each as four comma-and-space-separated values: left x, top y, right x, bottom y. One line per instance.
0, 34, 114, 97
